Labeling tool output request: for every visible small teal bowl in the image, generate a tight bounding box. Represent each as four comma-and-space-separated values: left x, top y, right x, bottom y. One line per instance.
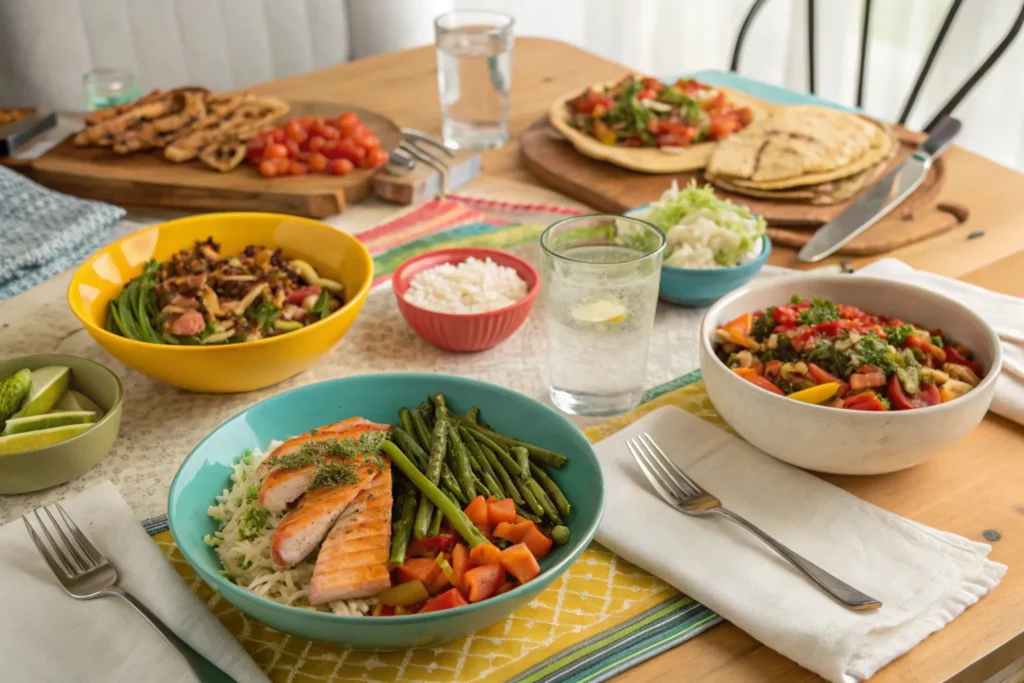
626, 205, 771, 307
168, 373, 604, 649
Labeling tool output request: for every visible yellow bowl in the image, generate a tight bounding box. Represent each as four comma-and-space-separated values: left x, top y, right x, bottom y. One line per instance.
68, 213, 373, 393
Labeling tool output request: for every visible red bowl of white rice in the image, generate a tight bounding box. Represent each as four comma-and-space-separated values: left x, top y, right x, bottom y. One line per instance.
392, 247, 539, 352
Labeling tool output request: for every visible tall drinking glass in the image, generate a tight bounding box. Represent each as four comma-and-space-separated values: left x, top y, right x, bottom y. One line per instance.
541, 215, 665, 416
434, 11, 513, 150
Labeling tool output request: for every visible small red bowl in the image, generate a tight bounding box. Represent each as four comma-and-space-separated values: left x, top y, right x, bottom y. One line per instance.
393, 247, 540, 352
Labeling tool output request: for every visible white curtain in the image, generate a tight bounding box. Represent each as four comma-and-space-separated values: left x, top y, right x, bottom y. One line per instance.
449, 0, 1024, 171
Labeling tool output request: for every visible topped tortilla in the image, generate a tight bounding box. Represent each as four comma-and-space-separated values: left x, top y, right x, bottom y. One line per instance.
549, 75, 772, 174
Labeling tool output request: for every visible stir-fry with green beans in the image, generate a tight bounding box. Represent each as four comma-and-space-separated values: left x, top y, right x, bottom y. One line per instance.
106, 238, 345, 345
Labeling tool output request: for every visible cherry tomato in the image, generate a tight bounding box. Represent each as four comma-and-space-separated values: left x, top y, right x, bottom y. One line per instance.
366, 147, 389, 168
314, 122, 340, 140
308, 152, 329, 172
338, 112, 358, 128
358, 132, 380, 150
270, 128, 286, 143
330, 158, 354, 176
334, 138, 365, 165
844, 391, 887, 411
888, 374, 941, 410
284, 139, 301, 156
288, 160, 308, 175
258, 159, 278, 177
285, 120, 303, 137
287, 127, 308, 145
307, 136, 327, 154
274, 157, 291, 174
708, 112, 742, 140
320, 143, 343, 160
294, 151, 311, 163
285, 285, 321, 305
264, 143, 289, 159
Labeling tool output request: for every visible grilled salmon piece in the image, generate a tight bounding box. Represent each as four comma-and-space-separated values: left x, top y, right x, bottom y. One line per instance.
257, 419, 387, 513
271, 454, 389, 568
309, 467, 393, 604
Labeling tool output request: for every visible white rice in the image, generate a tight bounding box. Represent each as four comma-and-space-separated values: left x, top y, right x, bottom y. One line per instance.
405, 256, 528, 314
204, 443, 375, 616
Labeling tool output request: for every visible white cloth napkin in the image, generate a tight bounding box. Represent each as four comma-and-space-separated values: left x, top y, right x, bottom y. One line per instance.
857, 258, 1024, 425
594, 405, 1006, 683
0, 481, 269, 683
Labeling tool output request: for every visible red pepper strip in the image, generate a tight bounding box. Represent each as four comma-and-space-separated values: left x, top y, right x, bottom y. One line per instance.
945, 344, 983, 377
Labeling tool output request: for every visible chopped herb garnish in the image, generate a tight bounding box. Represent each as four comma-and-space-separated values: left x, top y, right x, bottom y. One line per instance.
790, 294, 802, 304
849, 332, 899, 373
245, 485, 259, 502
237, 507, 268, 540
751, 308, 776, 341
886, 324, 916, 348
798, 297, 840, 325
312, 461, 359, 488
931, 335, 944, 348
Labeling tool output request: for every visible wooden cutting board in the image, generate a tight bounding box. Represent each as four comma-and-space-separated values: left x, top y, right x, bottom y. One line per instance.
26, 102, 402, 218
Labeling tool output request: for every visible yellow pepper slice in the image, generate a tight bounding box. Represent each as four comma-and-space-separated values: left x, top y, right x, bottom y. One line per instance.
787, 382, 839, 404
593, 120, 617, 145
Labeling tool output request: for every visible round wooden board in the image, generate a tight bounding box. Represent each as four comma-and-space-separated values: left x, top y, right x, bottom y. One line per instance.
28, 101, 402, 217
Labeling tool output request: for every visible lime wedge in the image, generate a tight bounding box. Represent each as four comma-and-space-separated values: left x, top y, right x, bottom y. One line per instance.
12, 366, 71, 418
1, 411, 97, 436
0, 423, 92, 454
572, 300, 627, 324
0, 368, 31, 422
53, 389, 104, 415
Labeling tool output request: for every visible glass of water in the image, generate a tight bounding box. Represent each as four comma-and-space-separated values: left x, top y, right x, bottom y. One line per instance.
434, 10, 513, 150
84, 68, 142, 111
541, 215, 665, 416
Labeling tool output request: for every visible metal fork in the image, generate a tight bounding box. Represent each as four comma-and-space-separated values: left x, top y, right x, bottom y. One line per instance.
23, 504, 236, 682
627, 433, 882, 611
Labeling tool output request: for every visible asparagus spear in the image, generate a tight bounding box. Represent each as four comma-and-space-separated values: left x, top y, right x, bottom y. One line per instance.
428, 507, 443, 537
456, 419, 568, 468
388, 477, 419, 566
398, 408, 417, 442
515, 505, 542, 524
446, 421, 476, 500
382, 441, 489, 548
393, 427, 428, 471
515, 474, 545, 518
440, 465, 468, 504
413, 411, 448, 538
529, 462, 571, 517
410, 409, 434, 451
467, 428, 524, 478
466, 430, 525, 505
513, 447, 530, 481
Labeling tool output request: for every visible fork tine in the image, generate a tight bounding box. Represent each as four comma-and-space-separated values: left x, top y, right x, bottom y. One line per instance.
31, 509, 75, 576
634, 436, 695, 499
627, 438, 683, 504
641, 433, 703, 496
44, 507, 90, 572
22, 516, 71, 580
56, 503, 103, 566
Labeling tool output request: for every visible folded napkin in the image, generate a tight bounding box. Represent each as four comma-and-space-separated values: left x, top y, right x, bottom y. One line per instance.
0, 166, 124, 300
857, 258, 1024, 425
0, 481, 268, 683
595, 405, 1006, 683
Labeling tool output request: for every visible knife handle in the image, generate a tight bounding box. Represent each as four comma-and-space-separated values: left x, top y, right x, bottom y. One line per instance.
922, 116, 961, 158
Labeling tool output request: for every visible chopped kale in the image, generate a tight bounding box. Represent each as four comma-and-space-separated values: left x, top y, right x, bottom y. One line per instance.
763, 335, 801, 363
806, 340, 851, 378
797, 297, 840, 325
246, 299, 278, 334
850, 332, 899, 373
885, 324, 917, 348
751, 308, 776, 341
931, 335, 944, 348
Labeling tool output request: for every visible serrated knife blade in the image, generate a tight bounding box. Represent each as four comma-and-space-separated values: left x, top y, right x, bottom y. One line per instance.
798, 116, 961, 263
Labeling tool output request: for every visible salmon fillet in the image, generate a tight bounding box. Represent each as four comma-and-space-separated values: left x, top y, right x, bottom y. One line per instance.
309, 466, 393, 604
270, 454, 388, 568
257, 419, 387, 513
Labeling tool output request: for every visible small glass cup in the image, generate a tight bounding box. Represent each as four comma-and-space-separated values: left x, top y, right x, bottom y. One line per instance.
84, 68, 142, 111
541, 215, 666, 416
434, 10, 514, 150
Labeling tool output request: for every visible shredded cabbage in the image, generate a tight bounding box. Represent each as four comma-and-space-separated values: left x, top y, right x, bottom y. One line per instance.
646, 180, 766, 268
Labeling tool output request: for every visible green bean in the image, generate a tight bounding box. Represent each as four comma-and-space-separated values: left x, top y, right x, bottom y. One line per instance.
515, 505, 542, 524
515, 475, 544, 517
160, 331, 180, 344
116, 283, 142, 341
457, 420, 568, 468
133, 284, 164, 344
393, 428, 428, 471
526, 478, 563, 524
432, 392, 449, 423
467, 428, 524, 478
473, 473, 497, 498
513, 447, 530, 481
410, 409, 433, 451
382, 441, 488, 548
465, 406, 480, 425
398, 409, 417, 442
388, 478, 418, 566
108, 299, 129, 337
446, 422, 476, 500
442, 482, 467, 507
428, 507, 443, 537
463, 427, 499, 483
413, 412, 448, 538
552, 525, 571, 546
529, 463, 571, 517
464, 429, 523, 504
440, 465, 467, 504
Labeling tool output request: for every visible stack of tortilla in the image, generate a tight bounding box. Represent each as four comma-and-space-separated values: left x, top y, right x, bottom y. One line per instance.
704, 105, 897, 205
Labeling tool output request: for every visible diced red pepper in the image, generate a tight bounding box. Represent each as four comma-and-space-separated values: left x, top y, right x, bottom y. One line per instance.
843, 391, 887, 411
407, 532, 456, 558
418, 588, 469, 613
463, 563, 506, 602
396, 558, 441, 586
944, 344, 983, 377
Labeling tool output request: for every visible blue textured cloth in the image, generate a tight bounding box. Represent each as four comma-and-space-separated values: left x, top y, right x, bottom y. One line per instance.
0, 166, 125, 300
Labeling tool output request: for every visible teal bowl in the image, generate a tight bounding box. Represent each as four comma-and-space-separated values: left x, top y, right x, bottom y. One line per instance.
625, 205, 771, 307
168, 373, 604, 649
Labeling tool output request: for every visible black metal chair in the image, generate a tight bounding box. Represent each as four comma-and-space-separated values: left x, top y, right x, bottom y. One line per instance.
730, 0, 1024, 133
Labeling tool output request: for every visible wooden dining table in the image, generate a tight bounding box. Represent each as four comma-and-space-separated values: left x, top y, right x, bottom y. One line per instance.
9, 37, 1024, 683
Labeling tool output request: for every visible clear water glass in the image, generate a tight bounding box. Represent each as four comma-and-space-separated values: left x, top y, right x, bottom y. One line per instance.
84, 68, 142, 111
541, 215, 666, 416
434, 11, 514, 150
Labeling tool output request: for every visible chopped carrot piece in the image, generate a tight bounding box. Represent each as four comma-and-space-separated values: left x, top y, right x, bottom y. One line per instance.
522, 526, 553, 560
463, 563, 506, 602
464, 496, 489, 527
723, 312, 753, 337
493, 521, 534, 543
499, 543, 541, 583
396, 558, 441, 586
732, 367, 758, 380
486, 495, 497, 503
496, 582, 515, 595
487, 498, 516, 525
469, 542, 502, 567
426, 568, 451, 596
514, 515, 530, 524
451, 543, 470, 590
418, 588, 468, 613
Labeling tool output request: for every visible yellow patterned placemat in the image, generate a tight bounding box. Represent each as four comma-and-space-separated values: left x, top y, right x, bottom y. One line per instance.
153, 378, 723, 682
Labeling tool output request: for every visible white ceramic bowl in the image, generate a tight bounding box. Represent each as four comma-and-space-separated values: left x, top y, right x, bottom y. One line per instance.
699, 274, 1002, 475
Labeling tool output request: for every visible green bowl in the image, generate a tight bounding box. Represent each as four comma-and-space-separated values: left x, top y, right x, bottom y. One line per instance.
0, 354, 123, 494
168, 373, 604, 649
